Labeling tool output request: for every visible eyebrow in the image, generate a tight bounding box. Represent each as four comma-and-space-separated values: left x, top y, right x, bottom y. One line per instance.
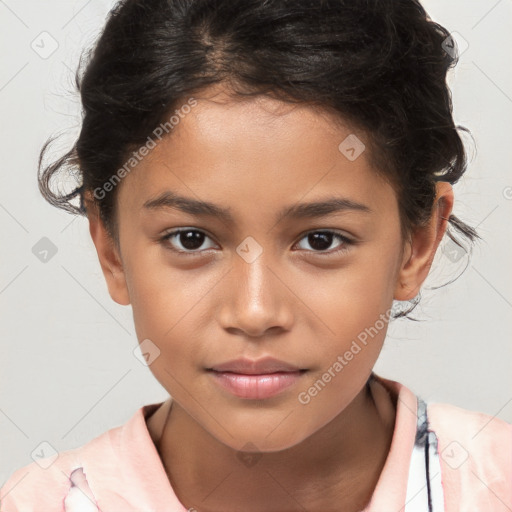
142, 191, 373, 223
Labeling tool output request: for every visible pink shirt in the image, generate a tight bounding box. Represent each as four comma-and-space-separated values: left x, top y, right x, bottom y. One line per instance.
1, 374, 510, 511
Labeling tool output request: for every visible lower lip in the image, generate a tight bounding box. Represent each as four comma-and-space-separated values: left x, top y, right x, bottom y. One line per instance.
208, 370, 306, 399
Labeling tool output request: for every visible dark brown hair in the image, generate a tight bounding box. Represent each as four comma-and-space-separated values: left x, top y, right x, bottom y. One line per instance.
38, 0, 480, 319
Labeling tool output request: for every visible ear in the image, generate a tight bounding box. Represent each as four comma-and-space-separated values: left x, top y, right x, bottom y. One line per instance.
394, 181, 454, 301
84, 192, 131, 306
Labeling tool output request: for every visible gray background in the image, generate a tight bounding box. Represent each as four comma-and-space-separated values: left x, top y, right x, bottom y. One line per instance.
1, 0, 511, 485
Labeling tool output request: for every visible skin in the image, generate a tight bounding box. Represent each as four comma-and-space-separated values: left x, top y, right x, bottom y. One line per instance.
86, 84, 454, 512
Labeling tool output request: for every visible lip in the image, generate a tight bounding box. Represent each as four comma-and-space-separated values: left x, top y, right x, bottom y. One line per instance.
206, 356, 306, 375
206, 357, 307, 400
208, 370, 306, 399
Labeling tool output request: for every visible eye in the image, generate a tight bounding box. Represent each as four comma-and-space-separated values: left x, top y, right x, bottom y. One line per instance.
294, 230, 354, 255
160, 228, 218, 254
159, 228, 354, 256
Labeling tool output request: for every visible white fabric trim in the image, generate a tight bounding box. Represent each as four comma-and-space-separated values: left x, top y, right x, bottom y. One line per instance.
405, 410, 445, 512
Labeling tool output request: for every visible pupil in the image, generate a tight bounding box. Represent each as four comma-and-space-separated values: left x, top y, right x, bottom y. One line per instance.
309, 232, 332, 251
181, 230, 204, 250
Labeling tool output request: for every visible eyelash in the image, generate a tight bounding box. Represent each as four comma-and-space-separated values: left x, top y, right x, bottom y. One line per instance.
159, 228, 355, 256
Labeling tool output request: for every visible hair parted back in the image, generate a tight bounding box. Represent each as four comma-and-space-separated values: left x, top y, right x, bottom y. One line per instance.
38, 0, 480, 319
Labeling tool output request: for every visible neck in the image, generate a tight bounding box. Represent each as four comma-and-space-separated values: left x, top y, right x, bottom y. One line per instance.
150, 376, 396, 512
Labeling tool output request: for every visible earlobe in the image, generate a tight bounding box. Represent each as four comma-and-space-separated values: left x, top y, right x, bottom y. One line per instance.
394, 182, 454, 301
85, 195, 131, 306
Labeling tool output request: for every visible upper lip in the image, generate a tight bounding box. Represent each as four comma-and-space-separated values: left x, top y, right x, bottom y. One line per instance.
207, 357, 305, 375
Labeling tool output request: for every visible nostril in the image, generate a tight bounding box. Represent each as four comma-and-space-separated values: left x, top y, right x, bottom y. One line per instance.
63, 467, 99, 512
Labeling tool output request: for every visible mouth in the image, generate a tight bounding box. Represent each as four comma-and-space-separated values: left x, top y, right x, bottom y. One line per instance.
205, 357, 308, 400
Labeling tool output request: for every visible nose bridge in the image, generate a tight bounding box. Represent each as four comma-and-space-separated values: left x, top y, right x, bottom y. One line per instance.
219, 239, 292, 336
238, 247, 269, 303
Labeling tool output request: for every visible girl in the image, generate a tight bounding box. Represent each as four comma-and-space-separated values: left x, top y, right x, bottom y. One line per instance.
1, 0, 510, 511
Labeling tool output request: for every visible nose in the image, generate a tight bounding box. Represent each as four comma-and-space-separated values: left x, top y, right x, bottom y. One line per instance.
217, 250, 294, 338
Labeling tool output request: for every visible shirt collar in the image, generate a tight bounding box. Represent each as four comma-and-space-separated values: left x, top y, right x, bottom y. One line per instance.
96, 373, 419, 511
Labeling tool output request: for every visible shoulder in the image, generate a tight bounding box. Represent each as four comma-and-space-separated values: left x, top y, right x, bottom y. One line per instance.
426, 401, 512, 510
427, 400, 512, 450
0, 421, 123, 511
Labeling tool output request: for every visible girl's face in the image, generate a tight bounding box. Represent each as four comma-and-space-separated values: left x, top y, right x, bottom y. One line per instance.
89, 86, 451, 452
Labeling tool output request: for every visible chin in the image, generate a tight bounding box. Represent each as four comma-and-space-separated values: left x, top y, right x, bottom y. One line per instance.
210, 419, 315, 454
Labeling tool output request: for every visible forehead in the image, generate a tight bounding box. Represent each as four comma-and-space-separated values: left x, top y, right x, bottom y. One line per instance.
116, 88, 396, 220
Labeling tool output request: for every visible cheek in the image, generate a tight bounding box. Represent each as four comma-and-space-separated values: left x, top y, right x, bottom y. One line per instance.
124, 249, 223, 372
297, 249, 398, 377
294, 270, 394, 425
128, 265, 203, 341
304, 252, 398, 334
124, 240, 195, 325
127, 267, 203, 386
